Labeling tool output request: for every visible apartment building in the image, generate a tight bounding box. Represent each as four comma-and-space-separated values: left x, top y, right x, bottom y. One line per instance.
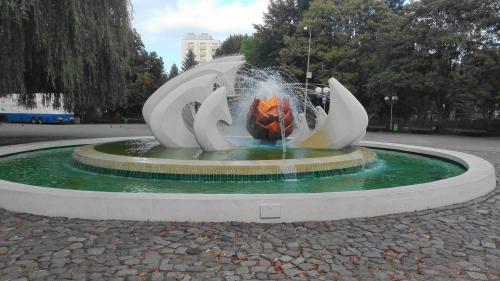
181, 33, 221, 63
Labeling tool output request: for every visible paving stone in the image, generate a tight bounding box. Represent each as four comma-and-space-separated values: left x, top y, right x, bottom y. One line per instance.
67, 237, 87, 242
52, 250, 70, 259
115, 268, 137, 276
466, 271, 488, 280
297, 262, 313, 271
286, 242, 300, 249
186, 247, 203, 255
151, 272, 165, 281
87, 248, 105, 256
283, 268, 301, 277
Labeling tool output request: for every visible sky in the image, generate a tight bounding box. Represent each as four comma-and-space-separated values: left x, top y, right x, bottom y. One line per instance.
131, 0, 268, 70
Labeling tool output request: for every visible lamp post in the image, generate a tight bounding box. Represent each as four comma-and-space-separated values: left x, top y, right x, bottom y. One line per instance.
315, 87, 330, 111
304, 26, 312, 112
384, 95, 399, 131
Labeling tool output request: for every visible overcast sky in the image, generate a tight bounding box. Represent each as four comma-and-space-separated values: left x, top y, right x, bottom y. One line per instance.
131, 0, 267, 70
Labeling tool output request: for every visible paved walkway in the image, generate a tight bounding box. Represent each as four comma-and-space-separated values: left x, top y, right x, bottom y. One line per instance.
0, 128, 498, 280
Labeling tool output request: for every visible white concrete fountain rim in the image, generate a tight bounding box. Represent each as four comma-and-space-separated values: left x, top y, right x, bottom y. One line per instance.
0, 137, 496, 223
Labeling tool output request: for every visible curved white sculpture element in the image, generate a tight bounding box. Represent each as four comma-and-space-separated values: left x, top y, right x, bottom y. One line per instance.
289, 113, 310, 144
290, 107, 329, 144
296, 77, 368, 149
193, 86, 234, 151
315, 106, 328, 129
148, 74, 217, 148
143, 55, 244, 124
143, 55, 245, 149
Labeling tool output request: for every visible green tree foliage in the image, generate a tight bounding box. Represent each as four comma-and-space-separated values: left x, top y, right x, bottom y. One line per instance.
281, 0, 397, 114
115, 30, 167, 118
240, 36, 261, 66
394, 0, 500, 120
252, 0, 500, 120
0, 0, 133, 115
384, 0, 405, 12
182, 49, 198, 72
296, 0, 311, 13
215, 34, 248, 57
250, 0, 311, 67
168, 64, 179, 80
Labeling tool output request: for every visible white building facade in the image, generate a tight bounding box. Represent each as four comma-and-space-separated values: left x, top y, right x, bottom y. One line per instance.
181, 33, 221, 63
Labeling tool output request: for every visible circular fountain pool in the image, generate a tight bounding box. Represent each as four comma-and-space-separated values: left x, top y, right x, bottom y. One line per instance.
0, 138, 495, 222
1, 138, 462, 193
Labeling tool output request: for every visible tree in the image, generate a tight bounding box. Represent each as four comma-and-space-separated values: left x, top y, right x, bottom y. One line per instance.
384, 0, 405, 12
182, 49, 198, 72
168, 64, 179, 80
0, 0, 133, 116
114, 30, 167, 118
277, 0, 500, 121
215, 34, 248, 57
240, 36, 261, 66
399, 0, 500, 120
250, 0, 311, 67
280, 0, 397, 105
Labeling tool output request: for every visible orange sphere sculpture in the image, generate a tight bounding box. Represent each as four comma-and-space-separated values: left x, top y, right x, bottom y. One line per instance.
246, 96, 294, 141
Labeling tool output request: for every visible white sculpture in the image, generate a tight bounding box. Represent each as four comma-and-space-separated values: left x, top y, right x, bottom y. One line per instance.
289, 113, 310, 144
143, 55, 244, 124
193, 86, 234, 151
143, 55, 244, 149
148, 73, 217, 148
315, 106, 328, 129
142, 56, 368, 151
296, 77, 368, 149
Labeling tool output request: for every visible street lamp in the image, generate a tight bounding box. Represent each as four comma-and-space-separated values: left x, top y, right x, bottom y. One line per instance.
304, 26, 312, 112
384, 95, 399, 131
315, 87, 330, 111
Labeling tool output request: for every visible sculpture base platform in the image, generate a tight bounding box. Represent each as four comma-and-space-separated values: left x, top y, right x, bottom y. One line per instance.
72, 140, 376, 182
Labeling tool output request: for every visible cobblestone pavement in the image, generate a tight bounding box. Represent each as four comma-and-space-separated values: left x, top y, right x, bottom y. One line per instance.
0, 132, 499, 280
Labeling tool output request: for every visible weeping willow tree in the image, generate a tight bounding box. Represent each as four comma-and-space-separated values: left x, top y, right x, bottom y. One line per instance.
0, 0, 133, 116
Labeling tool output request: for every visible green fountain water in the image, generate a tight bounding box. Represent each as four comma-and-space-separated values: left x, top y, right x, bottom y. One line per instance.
0, 143, 465, 194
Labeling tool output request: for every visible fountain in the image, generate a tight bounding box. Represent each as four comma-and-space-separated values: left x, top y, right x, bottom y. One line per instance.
0, 55, 495, 222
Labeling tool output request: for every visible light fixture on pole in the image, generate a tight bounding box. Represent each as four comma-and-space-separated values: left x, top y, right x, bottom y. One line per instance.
304, 26, 312, 112
315, 87, 330, 111
384, 95, 399, 131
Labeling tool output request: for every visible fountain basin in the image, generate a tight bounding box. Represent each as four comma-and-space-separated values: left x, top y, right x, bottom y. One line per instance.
0, 137, 495, 222
72, 139, 375, 181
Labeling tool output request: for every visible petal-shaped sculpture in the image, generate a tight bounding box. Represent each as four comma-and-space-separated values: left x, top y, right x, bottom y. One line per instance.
143, 55, 245, 149
290, 107, 327, 145
315, 106, 328, 129
193, 86, 234, 151
296, 77, 368, 149
143, 55, 244, 124
148, 73, 217, 148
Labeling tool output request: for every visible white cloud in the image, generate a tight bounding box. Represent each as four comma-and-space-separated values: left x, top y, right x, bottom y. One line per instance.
142, 0, 267, 35
131, 0, 267, 67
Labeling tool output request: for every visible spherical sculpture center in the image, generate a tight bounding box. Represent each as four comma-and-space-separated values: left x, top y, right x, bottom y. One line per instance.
246, 96, 294, 141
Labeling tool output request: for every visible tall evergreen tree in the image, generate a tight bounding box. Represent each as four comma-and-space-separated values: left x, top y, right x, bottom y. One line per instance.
0, 0, 133, 116
182, 49, 198, 72
169, 64, 179, 80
